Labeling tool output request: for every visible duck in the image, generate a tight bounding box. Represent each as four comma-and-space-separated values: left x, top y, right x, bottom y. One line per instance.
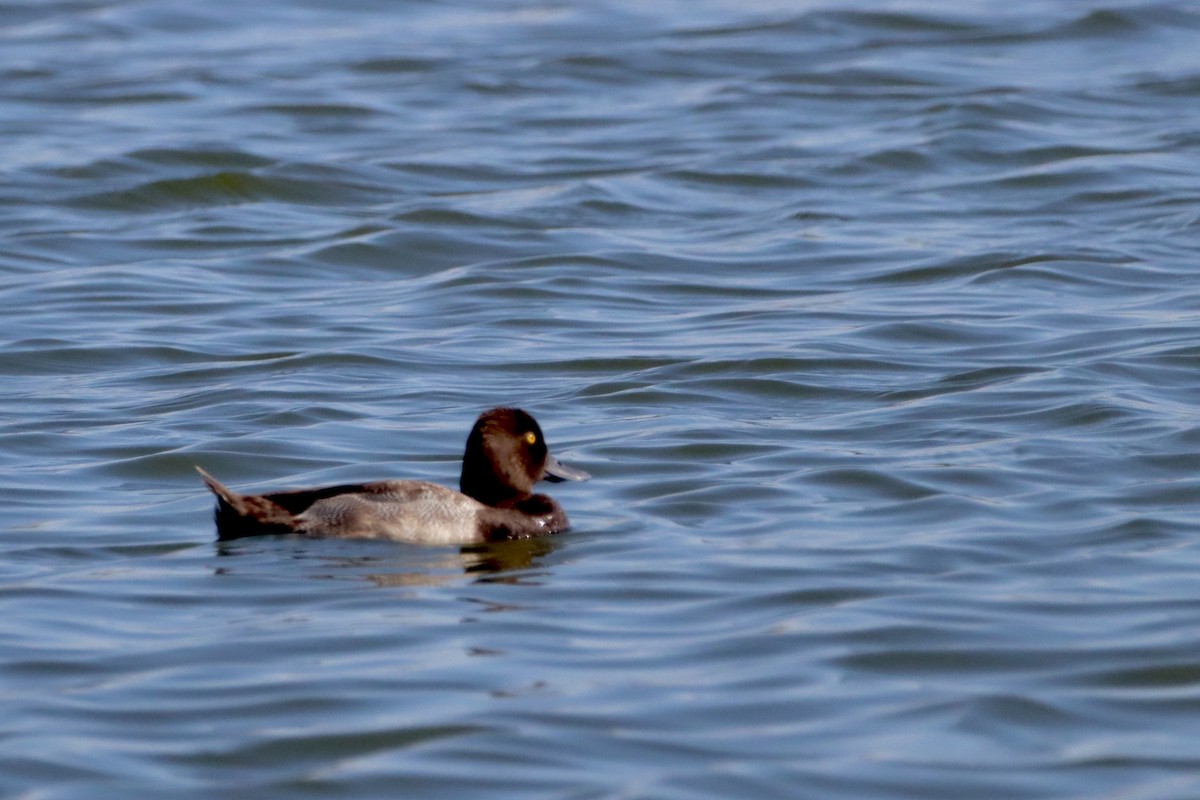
197, 407, 589, 545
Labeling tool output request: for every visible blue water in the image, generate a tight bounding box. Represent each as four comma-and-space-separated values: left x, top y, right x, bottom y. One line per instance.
4, 1, 1200, 797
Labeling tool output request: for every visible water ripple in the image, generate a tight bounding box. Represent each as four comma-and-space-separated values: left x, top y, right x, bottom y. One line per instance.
3, 1, 1200, 798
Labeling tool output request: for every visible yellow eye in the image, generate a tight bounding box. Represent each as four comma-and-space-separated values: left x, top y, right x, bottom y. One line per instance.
524, 432, 537, 445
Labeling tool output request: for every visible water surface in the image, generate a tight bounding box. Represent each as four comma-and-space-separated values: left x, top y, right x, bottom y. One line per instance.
3, 1, 1200, 798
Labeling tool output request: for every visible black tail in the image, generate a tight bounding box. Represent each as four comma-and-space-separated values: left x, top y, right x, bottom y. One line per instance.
196, 467, 300, 539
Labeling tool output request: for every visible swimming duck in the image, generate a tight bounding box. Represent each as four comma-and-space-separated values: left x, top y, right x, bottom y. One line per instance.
198, 407, 589, 545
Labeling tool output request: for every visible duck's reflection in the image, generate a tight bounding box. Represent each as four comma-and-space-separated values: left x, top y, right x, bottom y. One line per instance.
213, 535, 557, 587
365, 537, 557, 587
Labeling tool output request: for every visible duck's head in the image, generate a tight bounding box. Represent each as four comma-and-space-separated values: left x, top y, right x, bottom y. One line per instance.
459, 407, 589, 507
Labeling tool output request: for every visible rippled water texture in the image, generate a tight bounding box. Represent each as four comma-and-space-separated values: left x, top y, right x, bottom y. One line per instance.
4, 1, 1200, 798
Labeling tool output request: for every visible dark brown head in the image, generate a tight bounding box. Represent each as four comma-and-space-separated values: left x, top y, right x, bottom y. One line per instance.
459, 407, 589, 508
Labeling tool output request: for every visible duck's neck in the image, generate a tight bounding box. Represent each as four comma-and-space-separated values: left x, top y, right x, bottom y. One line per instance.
461, 470, 523, 507
460, 449, 534, 507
